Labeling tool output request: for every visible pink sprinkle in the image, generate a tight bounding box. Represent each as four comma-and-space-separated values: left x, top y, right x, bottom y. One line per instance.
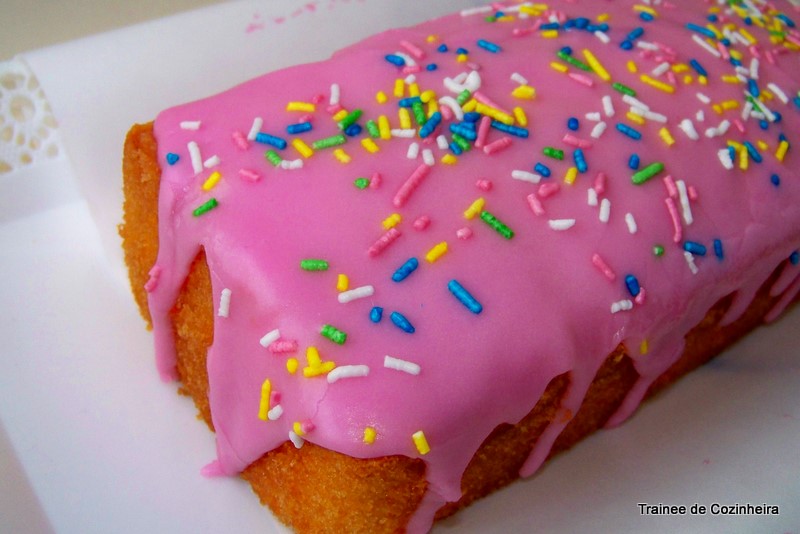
270, 391, 282, 404
667, 71, 677, 85
687, 185, 698, 201
457, 227, 473, 240
440, 105, 454, 121
368, 228, 402, 257
569, 72, 595, 87
526, 193, 545, 216
733, 119, 746, 133
665, 197, 683, 243
232, 131, 249, 150
716, 41, 730, 60
635, 287, 647, 306
327, 104, 344, 115
413, 215, 431, 231
538, 182, 560, 199
594, 172, 607, 195
765, 50, 775, 65
483, 136, 513, 155
370, 172, 382, 189
400, 40, 426, 60
476, 179, 493, 191
475, 115, 492, 149
311, 94, 324, 104
393, 163, 431, 208
300, 420, 316, 434
269, 339, 299, 354
749, 45, 761, 59
474, 91, 512, 115
144, 265, 162, 293
239, 168, 261, 182
591, 253, 616, 281
298, 113, 315, 123
663, 175, 678, 198
402, 65, 422, 75
562, 134, 593, 149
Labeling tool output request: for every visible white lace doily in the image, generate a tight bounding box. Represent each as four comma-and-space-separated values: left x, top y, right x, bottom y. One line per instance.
0, 58, 61, 174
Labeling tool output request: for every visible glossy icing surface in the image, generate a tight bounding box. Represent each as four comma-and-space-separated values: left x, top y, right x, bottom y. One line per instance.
148, 1, 800, 531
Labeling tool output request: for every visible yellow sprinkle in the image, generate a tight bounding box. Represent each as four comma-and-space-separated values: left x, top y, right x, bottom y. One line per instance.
626, 60, 638, 73
476, 103, 514, 125
513, 106, 528, 127
426, 34, 438, 43
375, 91, 388, 104
286, 358, 299, 375
393, 79, 405, 98
303, 346, 336, 378
496, 15, 515, 22
633, 5, 657, 16
464, 197, 486, 220
286, 101, 315, 113
408, 83, 420, 97
722, 75, 742, 84
564, 166, 578, 185
597, 13, 610, 22
398, 108, 412, 129
363, 427, 377, 444
427, 99, 439, 117
292, 138, 314, 159
776, 140, 790, 162
757, 140, 769, 151
761, 90, 774, 101
705, 23, 722, 39
727, 140, 743, 151
550, 61, 569, 73
306, 346, 322, 367
425, 242, 448, 263
640, 74, 675, 93
333, 148, 351, 164
739, 146, 749, 171
519, 5, 543, 16
729, 48, 743, 61
699, 75, 708, 86
713, 104, 723, 115
412, 430, 431, 455
541, 29, 559, 39
639, 340, 649, 355
420, 90, 436, 103
378, 115, 391, 140
293, 421, 305, 436
462, 99, 478, 113
626, 111, 646, 125
683, 75, 694, 85
721, 100, 740, 111
582, 49, 611, 81
336, 274, 349, 292
201, 171, 222, 191
512, 85, 537, 99
659, 127, 676, 147
382, 213, 402, 229
671, 63, 689, 73
441, 154, 458, 165
457, 53, 469, 62
257, 378, 271, 421
332, 109, 349, 122
361, 138, 379, 154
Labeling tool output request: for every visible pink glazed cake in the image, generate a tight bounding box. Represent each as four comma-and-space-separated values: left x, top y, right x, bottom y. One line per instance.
120, 0, 800, 532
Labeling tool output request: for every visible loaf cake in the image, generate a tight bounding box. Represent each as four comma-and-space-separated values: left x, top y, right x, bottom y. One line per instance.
120, 1, 800, 532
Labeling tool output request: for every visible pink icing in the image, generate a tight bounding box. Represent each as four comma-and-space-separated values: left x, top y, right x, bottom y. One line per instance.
147, 1, 800, 532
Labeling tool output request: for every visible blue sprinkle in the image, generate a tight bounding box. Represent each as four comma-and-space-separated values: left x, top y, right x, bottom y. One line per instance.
398, 96, 422, 108
463, 112, 482, 123
477, 39, 501, 53
426, 64, 438, 71
574, 17, 590, 29
777, 13, 796, 28
730, 57, 742, 67
573, 148, 588, 173
568, 117, 580, 131
560, 46, 573, 55
743, 141, 763, 163
456, 47, 469, 55
727, 145, 736, 163
541, 22, 561, 30
490, 120, 529, 138
385, 54, 405, 66
616, 123, 642, 140
686, 23, 716, 39
286, 122, 312, 135
640, 12, 654, 22
370, 307, 383, 323
563, 19, 577, 30
390, 311, 415, 333
448, 280, 483, 314
629, 153, 641, 170
449, 142, 463, 155
627, 27, 644, 40
790, 251, 799, 265
773, 111, 783, 123
683, 241, 707, 256
793, 96, 800, 110
744, 16, 753, 26
771, 174, 781, 187
620, 40, 634, 50
721, 37, 731, 47
707, 14, 718, 22
166, 152, 180, 165
597, 23, 610, 33
759, 120, 770, 131
344, 124, 362, 137
689, 59, 708, 77
392, 258, 419, 282
450, 124, 477, 141
437, 44, 448, 53
534, 162, 552, 178
713, 239, 724, 260
419, 112, 442, 138
255, 132, 287, 150
779, 133, 788, 143
747, 78, 760, 98
624, 274, 641, 297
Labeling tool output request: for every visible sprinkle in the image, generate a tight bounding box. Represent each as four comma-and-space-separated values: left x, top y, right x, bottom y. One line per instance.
512, 170, 541, 184
625, 274, 641, 297
390, 311, 415, 333
257, 379, 272, 421
592, 253, 616, 281
599, 198, 611, 223
292, 138, 314, 159
368, 228, 402, 257
625, 213, 638, 234
218, 288, 232, 318
776, 140, 790, 162
286, 358, 299, 374
259, 329, 281, 348
611, 300, 633, 313
684, 251, 699, 275
286, 101, 315, 113
658, 127, 676, 147
312, 133, 347, 150
392, 257, 419, 282
713, 239, 724, 260
370, 307, 383, 323
412, 430, 431, 455
564, 167, 579, 185
338, 285, 374, 304
202, 171, 222, 191
477, 39, 501, 53
192, 198, 218, 217
616, 123, 642, 140
300, 259, 329, 271
264, 150, 282, 167
425, 241, 448, 263
583, 49, 611, 81
382, 213, 402, 230
363, 427, 377, 444
393, 163, 432, 208
479, 210, 515, 239
665, 197, 683, 243
288, 431, 304, 449
448, 279, 483, 314
327, 365, 369, 384
549, 219, 576, 231
413, 216, 431, 231
632, 162, 664, 185
590, 121, 608, 139
683, 241, 707, 256
180, 120, 201, 130
187, 141, 203, 174
166, 153, 179, 165
384, 355, 420, 375
676, 180, 693, 225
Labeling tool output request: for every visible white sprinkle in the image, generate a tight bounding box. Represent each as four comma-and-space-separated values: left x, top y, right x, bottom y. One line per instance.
747, 92, 775, 122
438, 96, 464, 121
247, 117, 263, 141
422, 149, 435, 167
267, 405, 283, 421
622, 94, 650, 111
636, 40, 659, 51
749, 58, 760, 80
391, 129, 417, 138
394, 51, 417, 67
453, 71, 469, 84
180, 120, 201, 130
407, 142, 420, 159
695, 110, 705, 122
602, 95, 615, 117
705, 119, 730, 138
599, 198, 611, 223
510, 72, 528, 85
585, 111, 602, 121
259, 329, 281, 348
718, 148, 734, 170
767, 82, 788, 104
443, 76, 466, 94
464, 70, 482, 93
548, 219, 576, 231
651, 62, 671, 77
611, 300, 634, 313
696, 92, 711, 105
461, 5, 492, 16
187, 141, 203, 175
692, 34, 722, 57
327, 365, 370, 384
217, 288, 232, 318
280, 159, 304, 170
630, 107, 667, 123
330, 83, 341, 106
436, 134, 450, 150
590, 121, 608, 139
678, 119, 700, 141
587, 187, 599, 207
741, 100, 754, 121
384, 355, 421, 375
404, 74, 417, 85
594, 30, 610, 44
288, 431, 304, 449
684, 251, 699, 275
338, 285, 375, 304
676, 180, 693, 225
512, 170, 541, 184
203, 155, 221, 169
625, 213, 638, 234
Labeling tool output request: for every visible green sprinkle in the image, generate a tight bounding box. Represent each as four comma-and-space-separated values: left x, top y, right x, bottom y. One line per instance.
300, 259, 329, 271
612, 82, 637, 97
411, 101, 427, 126
265, 150, 282, 167
632, 162, 665, 185
354, 177, 370, 189
338, 109, 363, 130
543, 147, 565, 160
456, 89, 472, 106
485, 15, 496, 23
321, 324, 347, 345
556, 50, 591, 71
366, 119, 380, 138
479, 210, 515, 239
451, 133, 472, 152
312, 133, 347, 150
192, 198, 218, 217
653, 244, 665, 257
